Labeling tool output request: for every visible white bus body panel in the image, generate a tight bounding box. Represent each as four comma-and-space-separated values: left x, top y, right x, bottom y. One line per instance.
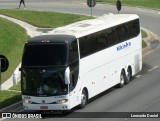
79, 34, 142, 99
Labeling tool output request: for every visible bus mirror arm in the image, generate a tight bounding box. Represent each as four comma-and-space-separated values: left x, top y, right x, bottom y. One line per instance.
65, 67, 70, 84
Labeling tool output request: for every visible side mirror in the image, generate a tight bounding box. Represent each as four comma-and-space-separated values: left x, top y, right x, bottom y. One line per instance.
65, 67, 70, 84
0, 55, 9, 73
19, 68, 22, 71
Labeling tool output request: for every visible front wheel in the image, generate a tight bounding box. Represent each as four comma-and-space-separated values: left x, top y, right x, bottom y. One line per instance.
79, 89, 88, 109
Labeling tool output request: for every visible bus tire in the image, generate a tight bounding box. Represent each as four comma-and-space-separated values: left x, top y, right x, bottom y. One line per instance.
118, 70, 126, 88
125, 67, 132, 84
79, 89, 88, 109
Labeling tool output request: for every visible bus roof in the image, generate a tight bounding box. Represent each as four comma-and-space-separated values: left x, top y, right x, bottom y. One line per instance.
46, 14, 139, 38
27, 35, 76, 44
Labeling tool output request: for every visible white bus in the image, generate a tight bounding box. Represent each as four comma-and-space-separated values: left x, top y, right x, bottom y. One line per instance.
20, 14, 142, 110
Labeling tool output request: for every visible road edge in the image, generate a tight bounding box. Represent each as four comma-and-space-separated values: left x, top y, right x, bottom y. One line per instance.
142, 27, 160, 57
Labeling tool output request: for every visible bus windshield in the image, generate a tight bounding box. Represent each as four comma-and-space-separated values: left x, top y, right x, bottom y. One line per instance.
21, 68, 68, 96
22, 44, 67, 67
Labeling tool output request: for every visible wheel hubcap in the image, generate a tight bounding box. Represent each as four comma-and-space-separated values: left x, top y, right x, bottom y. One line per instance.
81, 93, 86, 105
120, 74, 125, 85
127, 72, 130, 81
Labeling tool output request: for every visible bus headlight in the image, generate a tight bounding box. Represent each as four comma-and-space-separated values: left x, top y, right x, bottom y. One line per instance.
23, 99, 32, 104
56, 99, 68, 104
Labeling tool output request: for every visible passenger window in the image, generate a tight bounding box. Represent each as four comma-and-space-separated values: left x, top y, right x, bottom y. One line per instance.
112, 27, 119, 44
69, 40, 79, 92
106, 28, 113, 47
132, 19, 140, 36
106, 27, 119, 47
79, 36, 89, 58
69, 40, 79, 64
96, 32, 107, 50
117, 24, 128, 42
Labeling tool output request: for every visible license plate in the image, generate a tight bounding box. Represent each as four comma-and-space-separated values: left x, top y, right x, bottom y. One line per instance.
40, 106, 48, 109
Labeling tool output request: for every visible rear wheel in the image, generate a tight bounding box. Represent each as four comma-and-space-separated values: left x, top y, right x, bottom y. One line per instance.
118, 70, 125, 88
125, 67, 132, 84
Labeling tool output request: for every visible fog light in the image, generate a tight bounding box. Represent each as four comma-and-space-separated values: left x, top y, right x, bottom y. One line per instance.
23, 99, 32, 104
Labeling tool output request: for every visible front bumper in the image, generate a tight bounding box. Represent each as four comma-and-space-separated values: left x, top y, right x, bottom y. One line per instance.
23, 103, 70, 111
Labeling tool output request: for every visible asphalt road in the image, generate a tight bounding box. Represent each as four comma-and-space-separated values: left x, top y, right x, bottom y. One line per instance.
0, 1, 160, 121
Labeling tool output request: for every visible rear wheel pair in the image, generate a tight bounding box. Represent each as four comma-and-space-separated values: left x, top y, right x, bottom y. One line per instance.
118, 68, 132, 88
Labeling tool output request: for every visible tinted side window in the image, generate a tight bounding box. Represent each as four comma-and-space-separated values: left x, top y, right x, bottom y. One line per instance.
69, 40, 79, 92
132, 19, 140, 37
106, 28, 113, 47
117, 24, 128, 42
126, 22, 134, 39
79, 19, 140, 58
125, 19, 140, 39
96, 31, 107, 50
117, 19, 140, 43
112, 27, 119, 44
79, 36, 92, 58
79, 31, 107, 58
87, 34, 97, 54
69, 40, 79, 64
80, 34, 97, 58
106, 27, 119, 47
78, 37, 85, 58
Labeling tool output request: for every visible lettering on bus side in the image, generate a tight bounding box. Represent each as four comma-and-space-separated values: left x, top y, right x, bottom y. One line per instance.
117, 42, 131, 51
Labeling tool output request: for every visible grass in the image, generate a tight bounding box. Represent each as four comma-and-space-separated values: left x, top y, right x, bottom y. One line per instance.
0, 90, 21, 109
0, 18, 29, 84
9, 81, 21, 91
0, 9, 91, 28
142, 40, 147, 48
97, 0, 160, 9
141, 29, 148, 38
141, 29, 148, 48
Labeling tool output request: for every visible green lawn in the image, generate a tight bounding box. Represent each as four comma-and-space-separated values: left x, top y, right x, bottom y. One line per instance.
141, 29, 147, 38
0, 18, 29, 84
0, 90, 21, 109
141, 29, 147, 48
9, 81, 21, 91
97, 0, 160, 9
0, 9, 91, 28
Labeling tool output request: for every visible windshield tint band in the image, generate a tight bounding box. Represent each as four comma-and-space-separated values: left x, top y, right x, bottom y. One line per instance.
22, 44, 67, 67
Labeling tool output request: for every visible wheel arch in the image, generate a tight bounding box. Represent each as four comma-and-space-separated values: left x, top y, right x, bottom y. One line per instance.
127, 65, 132, 77
82, 87, 89, 100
